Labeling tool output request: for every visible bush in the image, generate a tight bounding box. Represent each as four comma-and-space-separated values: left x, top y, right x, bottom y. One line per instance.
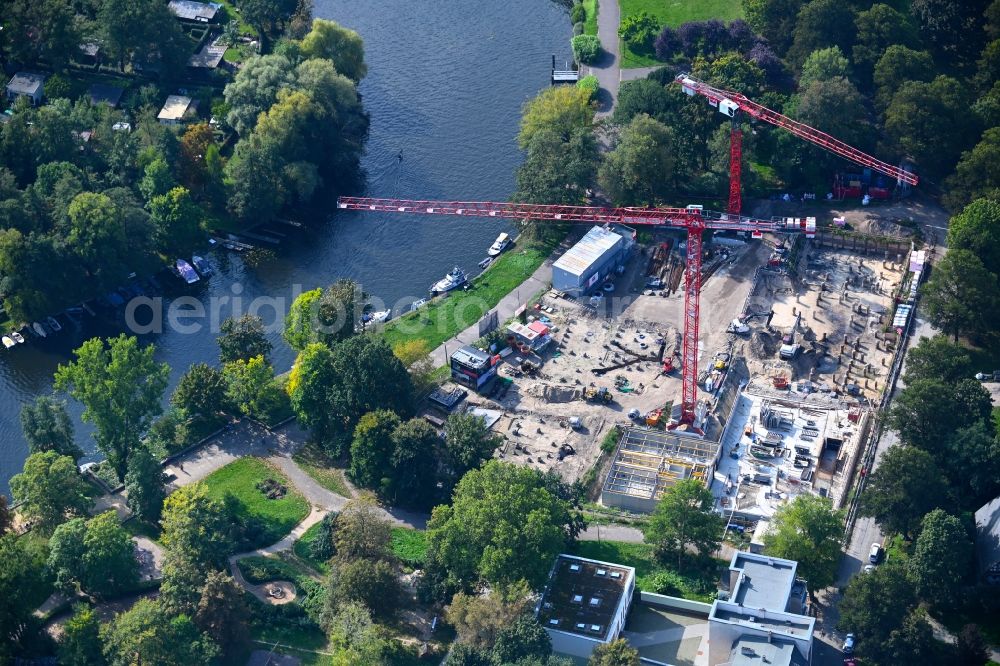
600, 426, 622, 454
618, 11, 660, 53
571, 2, 586, 24
573, 21, 585, 36
572, 34, 602, 64
44, 74, 73, 100
654, 26, 680, 61
577, 75, 599, 100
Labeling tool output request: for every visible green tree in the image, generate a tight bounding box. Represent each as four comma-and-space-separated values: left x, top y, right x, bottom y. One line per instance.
427, 461, 581, 590
492, 615, 552, 664
334, 494, 393, 563
300, 18, 368, 82
643, 478, 722, 570
589, 639, 640, 666
956, 624, 990, 666
518, 86, 595, 149
799, 47, 851, 88
350, 409, 402, 490
222, 355, 286, 421
514, 126, 597, 207
873, 46, 935, 110
3, 0, 80, 68
138, 157, 176, 203
838, 560, 918, 663
159, 552, 206, 617
445, 582, 533, 649
48, 518, 87, 594
859, 446, 947, 538
149, 187, 204, 257
172, 363, 229, 423
81, 511, 139, 597
223, 54, 295, 136
741, 0, 803, 54
234, 0, 297, 50
55, 334, 170, 482
59, 604, 107, 666
20, 395, 82, 461
902, 334, 974, 385
161, 482, 233, 571
785, 0, 857, 70
946, 199, 1000, 274
910, 509, 972, 608
323, 600, 398, 664
388, 418, 441, 508
852, 4, 918, 81
218, 313, 272, 364
0, 532, 51, 661
943, 129, 1000, 212
0, 495, 11, 536
910, 0, 988, 62
700, 52, 766, 97
598, 114, 677, 206
194, 570, 249, 655
763, 495, 844, 598
920, 249, 1000, 340
441, 411, 504, 493
613, 79, 675, 125
99, 0, 189, 73
617, 11, 660, 53
288, 342, 339, 448
884, 76, 974, 179
284, 280, 365, 350
101, 598, 218, 666
125, 446, 166, 524
10, 451, 92, 533
327, 558, 401, 620
65, 192, 130, 294
444, 644, 495, 666
571, 35, 602, 64
944, 421, 1000, 506
889, 378, 993, 451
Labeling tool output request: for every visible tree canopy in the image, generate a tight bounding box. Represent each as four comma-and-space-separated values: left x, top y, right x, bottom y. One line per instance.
763, 495, 844, 595
10, 450, 92, 533
859, 445, 948, 538
20, 395, 82, 461
643, 478, 723, 570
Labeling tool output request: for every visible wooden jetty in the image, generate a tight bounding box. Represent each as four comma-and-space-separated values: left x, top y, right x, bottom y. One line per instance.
551, 55, 580, 84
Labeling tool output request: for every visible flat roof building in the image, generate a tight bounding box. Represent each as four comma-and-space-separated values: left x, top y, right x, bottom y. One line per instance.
168, 0, 221, 21
5, 72, 46, 106
449, 345, 498, 391
976, 495, 1000, 584
552, 226, 632, 297
601, 427, 721, 513
157, 95, 195, 125
536, 554, 636, 660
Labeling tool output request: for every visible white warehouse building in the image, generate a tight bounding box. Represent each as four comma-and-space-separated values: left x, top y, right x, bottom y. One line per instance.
552, 225, 634, 297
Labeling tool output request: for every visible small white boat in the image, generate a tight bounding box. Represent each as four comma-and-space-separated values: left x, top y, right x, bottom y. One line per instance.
409, 298, 428, 312
11, 331, 24, 344
32, 322, 47, 338
369, 309, 391, 324
2, 336, 14, 349
488, 232, 510, 257
430, 266, 468, 295
46, 316, 62, 333
175, 259, 200, 284
478, 257, 493, 269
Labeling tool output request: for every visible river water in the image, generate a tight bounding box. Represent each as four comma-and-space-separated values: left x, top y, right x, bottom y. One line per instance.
0, 0, 572, 493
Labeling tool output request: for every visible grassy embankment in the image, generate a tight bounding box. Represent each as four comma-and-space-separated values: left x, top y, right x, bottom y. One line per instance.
380, 238, 558, 352
202, 457, 310, 548
618, 0, 743, 68
571, 540, 720, 602
584, 0, 599, 36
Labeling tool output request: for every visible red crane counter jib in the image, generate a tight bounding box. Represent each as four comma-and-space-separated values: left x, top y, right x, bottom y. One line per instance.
337, 196, 816, 428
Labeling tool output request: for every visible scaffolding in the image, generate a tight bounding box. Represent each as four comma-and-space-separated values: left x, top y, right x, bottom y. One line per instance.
601, 427, 722, 513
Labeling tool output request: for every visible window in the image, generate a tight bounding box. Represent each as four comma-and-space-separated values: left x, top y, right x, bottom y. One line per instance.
572, 594, 583, 604
589, 597, 601, 607
596, 568, 607, 576
590, 624, 602, 633
548, 619, 560, 627
569, 563, 581, 572
610, 571, 622, 579
575, 623, 587, 631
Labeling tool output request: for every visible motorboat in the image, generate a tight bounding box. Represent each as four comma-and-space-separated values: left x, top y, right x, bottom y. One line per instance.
430, 266, 468, 295
478, 257, 493, 269
2, 336, 13, 349
46, 316, 62, 333
409, 298, 428, 312
32, 322, 47, 338
175, 259, 200, 284
11, 331, 24, 344
368, 310, 391, 324
487, 232, 510, 257
191, 255, 214, 277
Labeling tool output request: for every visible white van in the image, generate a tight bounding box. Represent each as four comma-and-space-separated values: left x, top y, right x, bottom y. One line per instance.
869, 543, 882, 564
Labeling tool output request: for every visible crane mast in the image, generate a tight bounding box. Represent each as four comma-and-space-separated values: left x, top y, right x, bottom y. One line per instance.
338, 197, 815, 430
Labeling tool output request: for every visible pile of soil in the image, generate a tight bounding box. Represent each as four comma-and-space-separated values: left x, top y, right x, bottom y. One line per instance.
750, 329, 779, 359
256, 477, 287, 500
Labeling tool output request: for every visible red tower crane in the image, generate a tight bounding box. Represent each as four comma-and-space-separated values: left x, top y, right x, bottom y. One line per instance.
337, 196, 815, 431
672, 73, 919, 215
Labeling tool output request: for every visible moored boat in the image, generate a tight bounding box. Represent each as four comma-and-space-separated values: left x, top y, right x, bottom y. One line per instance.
2, 336, 14, 349
369, 309, 391, 324
46, 316, 62, 333
175, 259, 200, 284
11, 331, 24, 344
191, 255, 214, 277
487, 232, 510, 257
430, 266, 468, 295
32, 322, 47, 338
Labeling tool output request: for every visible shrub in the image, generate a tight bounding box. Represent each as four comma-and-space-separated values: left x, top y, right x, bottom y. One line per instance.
577, 75, 599, 99
600, 426, 622, 454
647, 570, 688, 596
654, 25, 680, 60
570, 2, 586, 24
572, 34, 602, 64
619, 12, 660, 53
44, 74, 73, 100
573, 21, 585, 36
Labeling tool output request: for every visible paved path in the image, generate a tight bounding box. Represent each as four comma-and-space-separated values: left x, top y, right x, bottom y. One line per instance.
586, 0, 622, 115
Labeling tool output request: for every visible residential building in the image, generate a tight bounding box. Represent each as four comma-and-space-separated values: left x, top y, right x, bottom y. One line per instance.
975, 495, 1000, 584
157, 95, 195, 125
535, 554, 636, 659
88, 84, 124, 108
552, 225, 634, 297
168, 0, 221, 22
5, 72, 46, 106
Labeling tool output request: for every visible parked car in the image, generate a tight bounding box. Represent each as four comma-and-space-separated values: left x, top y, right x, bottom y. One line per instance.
863, 564, 875, 574
843, 634, 855, 655
869, 543, 882, 564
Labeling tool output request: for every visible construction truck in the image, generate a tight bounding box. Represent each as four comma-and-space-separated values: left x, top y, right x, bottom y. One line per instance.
779, 312, 802, 359
584, 386, 613, 403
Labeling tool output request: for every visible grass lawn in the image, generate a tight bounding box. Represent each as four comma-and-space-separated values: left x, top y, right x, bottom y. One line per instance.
391, 528, 428, 567
584, 0, 599, 35
570, 540, 719, 602
202, 458, 309, 548
292, 521, 331, 575
618, 0, 744, 68
251, 625, 331, 665
381, 240, 556, 352
292, 445, 353, 499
